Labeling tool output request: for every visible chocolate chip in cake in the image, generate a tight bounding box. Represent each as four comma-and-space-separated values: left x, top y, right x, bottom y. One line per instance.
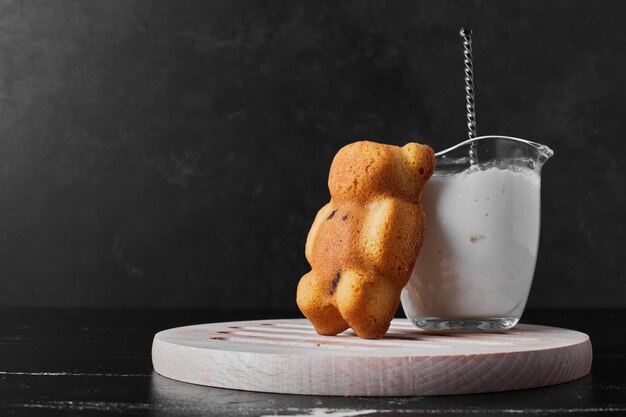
327, 272, 341, 295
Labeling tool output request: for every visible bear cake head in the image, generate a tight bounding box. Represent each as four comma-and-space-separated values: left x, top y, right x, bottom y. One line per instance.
297, 140, 435, 339
329, 141, 433, 203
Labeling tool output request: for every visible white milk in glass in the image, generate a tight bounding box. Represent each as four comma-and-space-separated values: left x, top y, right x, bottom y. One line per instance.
402, 165, 541, 319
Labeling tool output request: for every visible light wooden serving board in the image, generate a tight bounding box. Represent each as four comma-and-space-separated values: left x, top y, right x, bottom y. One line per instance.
152, 318, 592, 396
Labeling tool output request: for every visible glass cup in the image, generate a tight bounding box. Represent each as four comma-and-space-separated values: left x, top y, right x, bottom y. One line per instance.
401, 136, 553, 331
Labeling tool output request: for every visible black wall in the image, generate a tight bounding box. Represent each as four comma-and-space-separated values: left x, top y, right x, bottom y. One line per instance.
0, 0, 624, 309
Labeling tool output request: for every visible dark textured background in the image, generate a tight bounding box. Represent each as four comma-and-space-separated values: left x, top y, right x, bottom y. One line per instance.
0, 0, 624, 309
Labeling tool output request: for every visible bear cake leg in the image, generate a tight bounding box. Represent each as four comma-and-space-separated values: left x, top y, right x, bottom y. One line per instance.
334, 269, 399, 339
296, 271, 350, 335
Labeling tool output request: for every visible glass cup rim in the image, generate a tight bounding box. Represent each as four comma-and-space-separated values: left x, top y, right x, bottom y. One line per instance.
436, 135, 554, 159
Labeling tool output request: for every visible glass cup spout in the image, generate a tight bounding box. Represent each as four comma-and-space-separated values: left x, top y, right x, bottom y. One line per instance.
401, 135, 553, 331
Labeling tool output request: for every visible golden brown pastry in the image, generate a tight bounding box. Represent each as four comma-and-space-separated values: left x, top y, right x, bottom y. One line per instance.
296, 140, 435, 339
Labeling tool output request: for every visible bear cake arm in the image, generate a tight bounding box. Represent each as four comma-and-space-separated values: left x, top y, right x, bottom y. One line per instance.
361, 198, 424, 282
305, 203, 334, 264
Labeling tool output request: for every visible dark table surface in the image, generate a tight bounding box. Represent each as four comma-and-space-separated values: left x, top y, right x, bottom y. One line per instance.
0, 308, 624, 416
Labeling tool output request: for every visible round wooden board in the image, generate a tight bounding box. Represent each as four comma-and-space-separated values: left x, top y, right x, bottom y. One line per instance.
152, 318, 592, 396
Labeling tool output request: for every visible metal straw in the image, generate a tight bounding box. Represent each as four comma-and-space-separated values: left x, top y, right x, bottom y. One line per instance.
460, 27, 477, 140
460, 27, 478, 165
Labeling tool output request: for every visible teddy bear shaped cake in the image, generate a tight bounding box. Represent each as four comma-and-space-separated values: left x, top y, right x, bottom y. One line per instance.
296, 140, 435, 339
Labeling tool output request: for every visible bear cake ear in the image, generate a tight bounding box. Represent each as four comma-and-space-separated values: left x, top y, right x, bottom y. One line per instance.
401, 143, 435, 177
297, 140, 435, 339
